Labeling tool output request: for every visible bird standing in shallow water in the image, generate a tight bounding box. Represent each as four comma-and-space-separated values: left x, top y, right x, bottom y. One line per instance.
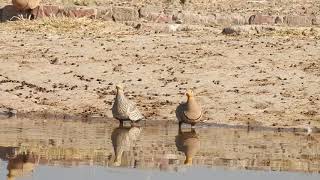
176, 90, 203, 129
112, 85, 144, 126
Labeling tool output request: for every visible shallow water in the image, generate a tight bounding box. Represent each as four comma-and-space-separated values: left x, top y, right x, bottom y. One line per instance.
0, 117, 319, 180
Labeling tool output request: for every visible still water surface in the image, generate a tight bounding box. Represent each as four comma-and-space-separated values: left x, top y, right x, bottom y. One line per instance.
0, 117, 319, 180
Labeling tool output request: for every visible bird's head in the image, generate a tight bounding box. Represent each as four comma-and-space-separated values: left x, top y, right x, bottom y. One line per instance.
116, 84, 124, 91
186, 90, 194, 98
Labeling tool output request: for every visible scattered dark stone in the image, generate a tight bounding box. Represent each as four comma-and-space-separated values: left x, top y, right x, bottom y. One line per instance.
49, 57, 58, 64
222, 27, 240, 35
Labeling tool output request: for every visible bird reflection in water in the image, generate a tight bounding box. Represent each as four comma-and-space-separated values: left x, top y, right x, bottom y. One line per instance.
175, 127, 200, 165
7, 151, 39, 180
111, 124, 142, 167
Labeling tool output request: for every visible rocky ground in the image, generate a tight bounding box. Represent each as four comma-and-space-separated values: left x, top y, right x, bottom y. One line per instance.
0, 0, 320, 128
1, 0, 320, 16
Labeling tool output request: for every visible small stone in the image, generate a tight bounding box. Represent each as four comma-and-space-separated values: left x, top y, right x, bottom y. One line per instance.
222, 27, 240, 35
283, 15, 312, 26
61, 7, 97, 19
49, 57, 58, 64
249, 14, 275, 25
312, 16, 320, 25
112, 6, 139, 21
32, 5, 60, 19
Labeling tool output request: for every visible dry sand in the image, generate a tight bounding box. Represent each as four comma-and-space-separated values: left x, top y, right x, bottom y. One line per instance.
0, 18, 319, 128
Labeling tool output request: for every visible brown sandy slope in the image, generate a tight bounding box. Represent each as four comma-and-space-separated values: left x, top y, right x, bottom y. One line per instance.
0, 18, 319, 128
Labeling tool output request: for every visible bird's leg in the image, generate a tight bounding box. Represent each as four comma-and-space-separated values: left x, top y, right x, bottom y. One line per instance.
179, 121, 183, 127
130, 121, 136, 127
119, 121, 124, 127
179, 121, 183, 133
246, 122, 250, 133
191, 123, 196, 129
178, 121, 183, 135
27, 9, 33, 20
191, 128, 196, 133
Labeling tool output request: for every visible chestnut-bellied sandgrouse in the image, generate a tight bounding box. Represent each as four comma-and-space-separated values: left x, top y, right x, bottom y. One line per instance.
176, 90, 202, 128
112, 85, 144, 125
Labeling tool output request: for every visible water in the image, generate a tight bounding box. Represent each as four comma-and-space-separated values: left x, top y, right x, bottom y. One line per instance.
0, 117, 319, 180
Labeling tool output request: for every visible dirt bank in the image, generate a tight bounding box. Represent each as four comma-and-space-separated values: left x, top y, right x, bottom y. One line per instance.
0, 18, 319, 128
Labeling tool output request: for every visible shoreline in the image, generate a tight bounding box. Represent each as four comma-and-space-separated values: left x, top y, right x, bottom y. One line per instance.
0, 110, 312, 133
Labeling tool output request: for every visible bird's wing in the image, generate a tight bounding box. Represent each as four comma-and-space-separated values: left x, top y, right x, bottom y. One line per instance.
175, 102, 186, 122
127, 101, 144, 121
112, 103, 127, 120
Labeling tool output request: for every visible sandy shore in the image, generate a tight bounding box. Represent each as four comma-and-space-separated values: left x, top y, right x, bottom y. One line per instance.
0, 18, 319, 128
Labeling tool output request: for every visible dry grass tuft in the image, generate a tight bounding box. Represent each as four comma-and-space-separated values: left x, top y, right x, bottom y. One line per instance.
62, 0, 97, 6
263, 27, 320, 39
0, 17, 133, 36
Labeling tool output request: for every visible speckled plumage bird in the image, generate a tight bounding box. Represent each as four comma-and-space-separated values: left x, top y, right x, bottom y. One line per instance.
112, 85, 144, 124
12, 0, 40, 11
175, 128, 200, 165
111, 126, 141, 166
176, 90, 202, 128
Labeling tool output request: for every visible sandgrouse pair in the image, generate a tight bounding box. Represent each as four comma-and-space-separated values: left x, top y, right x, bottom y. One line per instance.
112, 85, 203, 128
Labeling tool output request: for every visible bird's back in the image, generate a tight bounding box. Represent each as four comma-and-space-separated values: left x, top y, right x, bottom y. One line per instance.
12, 0, 40, 10
112, 93, 130, 120
176, 102, 186, 123
127, 101, 144, 121
112, 91, 143, 121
